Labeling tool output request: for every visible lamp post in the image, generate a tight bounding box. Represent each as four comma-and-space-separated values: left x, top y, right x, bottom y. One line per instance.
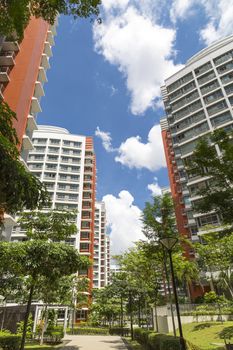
159, 237, 186, 350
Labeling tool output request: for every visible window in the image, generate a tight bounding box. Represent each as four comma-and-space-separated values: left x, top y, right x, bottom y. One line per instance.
204, 89, 223, 105
50, 139, 60, 144
195, 62, 212, 76
81, 232, 90, 239
214, 50, 233, 66
217, 61, 233, 75
221, 72, 233, 84
80, 243, 89, 251
173, 100, 202, 121
47, 155, 58, 161
48, 147, 59, 153
44, 172, 56, 178
197, 71, 216, 85
167, 72, 193, 93
63, 140, 71, 146
211, 111, 232, 127
198, 214, 219, 227
225, 83, 233, 95
207, 100, 227, 116
46, 164, 57, 169
74, 141, 82, 147
201, 80, 219, 95
171, 90, 199, 112
81, 221, 90, 229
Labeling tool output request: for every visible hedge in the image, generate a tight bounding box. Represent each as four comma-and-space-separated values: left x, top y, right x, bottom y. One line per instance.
109, 327, 130, 336
0, 332, 21, 350
134, 327, 198, 350
67, 327, 109, 335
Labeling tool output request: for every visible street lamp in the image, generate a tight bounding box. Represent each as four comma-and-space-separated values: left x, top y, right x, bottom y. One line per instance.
159, 236, 186, 350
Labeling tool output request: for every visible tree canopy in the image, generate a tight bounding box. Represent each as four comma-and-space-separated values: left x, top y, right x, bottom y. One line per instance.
0, 102, 49, 224
188, 129, 233, 226
0, 0, 101, 39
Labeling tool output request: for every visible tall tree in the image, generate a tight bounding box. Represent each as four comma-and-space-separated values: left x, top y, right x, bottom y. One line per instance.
0, 0, 101, 39
0, 210, 89, 350
142, 193, 177, 240
0, 102, 49, 225
188, 129, 233, 226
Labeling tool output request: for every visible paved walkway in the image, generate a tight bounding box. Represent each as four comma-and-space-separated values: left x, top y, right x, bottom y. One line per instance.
61, 335, 128, 350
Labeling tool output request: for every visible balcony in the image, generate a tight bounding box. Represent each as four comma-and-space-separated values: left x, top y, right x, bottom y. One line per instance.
38, 66, 47, 83
27, 115, 38, 133
44, 41, 52, 57
0, 66, 10, 82
0, 51, 15, 66
30, 97, 42, 114
2, 40, 19, 52
0, 83, 5, 100
46, 30, 55, 46
22, 135, 33, 151
34, 81, 44, 98
41, 53, 50, 70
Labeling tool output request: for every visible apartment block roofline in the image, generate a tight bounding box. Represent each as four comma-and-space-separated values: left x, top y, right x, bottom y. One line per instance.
163, 34, 233, 85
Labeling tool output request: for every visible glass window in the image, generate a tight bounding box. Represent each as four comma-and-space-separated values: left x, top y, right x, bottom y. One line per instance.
217, 61, 233, 74
211, 111, 232, 127
207, 100, 227, 116
197, 71, 216, 85
195, 62, 212, 76
200, 80, 219, 95
214, 50, 233, 66
204, 89, 223, 105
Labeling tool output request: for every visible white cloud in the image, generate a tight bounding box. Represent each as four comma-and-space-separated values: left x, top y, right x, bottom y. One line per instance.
95, 126, 115, 152
147, 177, 162, 196
170, 0, 233, 45
103, 190, 144, 254
200, 0, 233, 45
115, 124, 166, 171
93, 3, 183, 115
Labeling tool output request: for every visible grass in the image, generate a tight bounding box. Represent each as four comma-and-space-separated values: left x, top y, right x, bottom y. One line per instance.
123, 337, 144, 350
179, 321, 233, 350
25, 342, 56, 349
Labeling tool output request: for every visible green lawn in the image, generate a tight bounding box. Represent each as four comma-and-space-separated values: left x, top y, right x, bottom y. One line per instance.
123, 337, 144, 350
25, 342, 56, 349
180, 321, 233, 350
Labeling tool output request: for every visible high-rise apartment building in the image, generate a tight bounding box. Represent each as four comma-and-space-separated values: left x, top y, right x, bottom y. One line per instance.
0, 17, 57, 158
11, 125, 96, 297
161, 35, 233, 250
93, 202, 110, 288
0, 17, 57, 239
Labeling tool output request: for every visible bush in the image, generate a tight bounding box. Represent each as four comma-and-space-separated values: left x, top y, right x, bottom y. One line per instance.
0, 332, 21, 350
66, 327, 109, 335
44, 325, 64, 344
134, 328, 184, 350
109, 327, 130, 336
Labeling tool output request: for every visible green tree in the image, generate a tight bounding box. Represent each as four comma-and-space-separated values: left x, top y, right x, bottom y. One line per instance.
0, 210, 88, 350
0, 102, 49, 225
188, 129, 233, 226
142, 193, 177, 240
195, 231, 233, 297
0, 0, 101, 39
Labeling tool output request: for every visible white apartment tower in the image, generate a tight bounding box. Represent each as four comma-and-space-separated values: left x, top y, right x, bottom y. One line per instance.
11, 125, 96, 286
161, 35, 233, 246
93, 201, 110, 288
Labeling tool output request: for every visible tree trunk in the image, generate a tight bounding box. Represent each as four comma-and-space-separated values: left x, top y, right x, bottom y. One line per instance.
163, 254, 176, 337
20, 283, 34, 350
120, 294, 124, 335
138, 295, 141, 327
40, 304, 48, 345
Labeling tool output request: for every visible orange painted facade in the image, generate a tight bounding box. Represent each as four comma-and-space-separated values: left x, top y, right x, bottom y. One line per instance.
3, 18, 49, 147
161, 128, 209, 300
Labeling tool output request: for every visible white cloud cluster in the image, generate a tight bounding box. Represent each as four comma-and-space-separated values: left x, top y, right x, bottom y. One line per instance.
115, 124, 166, 171
95, 126, 115, 152
170, 0, 233, 45
147, 177, 162, 196
93, 2, 182, 115
103, 190, 144, 254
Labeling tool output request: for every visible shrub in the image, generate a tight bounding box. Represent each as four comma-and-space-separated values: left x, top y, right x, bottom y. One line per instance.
134, 328, 184, 350
66, 327, 109, 335
0, 332, 21, 350
109, 327, 130, 336
44, 325, 64, 344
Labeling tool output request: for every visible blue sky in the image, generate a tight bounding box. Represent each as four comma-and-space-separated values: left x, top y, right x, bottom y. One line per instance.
39, 0, 233, 254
